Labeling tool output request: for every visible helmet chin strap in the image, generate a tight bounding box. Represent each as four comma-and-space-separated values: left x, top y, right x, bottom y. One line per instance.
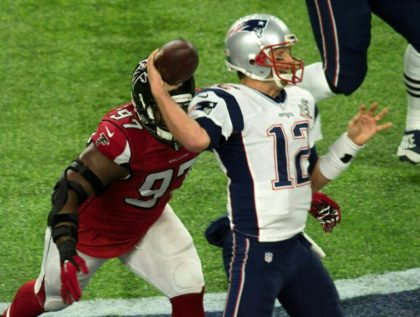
157, 127, 174, 141
273, 76, 285, 89
226, 61, 288, 89
270, 68, 286, 89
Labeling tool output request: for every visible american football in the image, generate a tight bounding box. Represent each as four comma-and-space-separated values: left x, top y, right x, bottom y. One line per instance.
154, 39, 199, 85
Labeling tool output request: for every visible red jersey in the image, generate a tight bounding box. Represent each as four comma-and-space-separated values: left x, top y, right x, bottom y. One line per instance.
77, 102, 198, 258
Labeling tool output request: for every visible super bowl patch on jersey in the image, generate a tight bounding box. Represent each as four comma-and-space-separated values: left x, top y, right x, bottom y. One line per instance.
299, 98, 312, 119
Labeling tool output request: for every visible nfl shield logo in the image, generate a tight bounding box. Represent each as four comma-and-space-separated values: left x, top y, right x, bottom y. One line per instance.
264, 252, 273, 263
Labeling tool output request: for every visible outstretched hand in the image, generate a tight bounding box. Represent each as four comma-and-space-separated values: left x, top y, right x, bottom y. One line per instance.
61, 254, 89, 304
347, 103, 392, 145
57, 239, 89, 304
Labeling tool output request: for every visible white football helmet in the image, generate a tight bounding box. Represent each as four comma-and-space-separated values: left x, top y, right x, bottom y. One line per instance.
225, 13, 304, 86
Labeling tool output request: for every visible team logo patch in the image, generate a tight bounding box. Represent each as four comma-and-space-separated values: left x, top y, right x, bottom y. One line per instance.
193, 101, 218, 115
95, 133, 110, 146
132, 61, 148, 83
264, 251, 273, 263
299, 99, 312, 119
229, 19, 268, 38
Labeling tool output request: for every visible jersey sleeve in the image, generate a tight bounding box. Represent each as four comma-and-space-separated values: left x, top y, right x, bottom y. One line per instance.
188, 88, 239, 149
90, 121, 132, 165
308, 103, 323, 148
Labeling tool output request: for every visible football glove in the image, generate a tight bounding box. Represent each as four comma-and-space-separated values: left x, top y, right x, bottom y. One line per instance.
309, 192, 341, 233
205, 215, 230, 247
57, 239, 89, 304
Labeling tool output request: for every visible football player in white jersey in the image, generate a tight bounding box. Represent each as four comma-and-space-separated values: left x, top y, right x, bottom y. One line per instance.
147, 13, 392, 317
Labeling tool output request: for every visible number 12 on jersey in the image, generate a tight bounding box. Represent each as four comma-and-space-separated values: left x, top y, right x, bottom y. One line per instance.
268, 122, 310, 189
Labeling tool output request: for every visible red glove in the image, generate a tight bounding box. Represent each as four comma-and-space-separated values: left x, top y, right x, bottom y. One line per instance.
58, 240, 89, 304
309, 192, 341, 233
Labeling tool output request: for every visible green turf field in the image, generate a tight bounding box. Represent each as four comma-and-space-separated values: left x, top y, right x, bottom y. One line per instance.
0, 0, 419, 302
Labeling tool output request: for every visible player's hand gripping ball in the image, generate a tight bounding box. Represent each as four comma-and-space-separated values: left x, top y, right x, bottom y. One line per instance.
154, 39, 199, 85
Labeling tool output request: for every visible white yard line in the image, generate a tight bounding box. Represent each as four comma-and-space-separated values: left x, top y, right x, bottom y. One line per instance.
1, 268, 419, 316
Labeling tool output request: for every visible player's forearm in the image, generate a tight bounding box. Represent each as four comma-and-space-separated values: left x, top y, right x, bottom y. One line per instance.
154, 91, 210, 152
310, 160, 331, 192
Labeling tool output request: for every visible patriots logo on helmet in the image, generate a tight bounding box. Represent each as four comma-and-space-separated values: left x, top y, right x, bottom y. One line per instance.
233, 19, 268, 38
193, 101, 218, 115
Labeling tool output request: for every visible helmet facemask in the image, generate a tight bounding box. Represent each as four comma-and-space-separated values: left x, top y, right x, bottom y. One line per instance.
254, 42, 304, 86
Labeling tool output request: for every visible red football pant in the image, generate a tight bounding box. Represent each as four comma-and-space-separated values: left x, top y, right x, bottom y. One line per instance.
2, 280, 45, 317
170, 288, 205, 317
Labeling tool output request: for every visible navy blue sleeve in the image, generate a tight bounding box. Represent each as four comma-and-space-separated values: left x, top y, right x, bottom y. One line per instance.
196, 117, 226, 151
211, 88, 244, 133
314, 104, 320, 121
308, 146, 319, 175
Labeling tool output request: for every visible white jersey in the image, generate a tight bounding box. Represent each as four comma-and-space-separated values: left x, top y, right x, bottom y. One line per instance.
189, 84, 322, 242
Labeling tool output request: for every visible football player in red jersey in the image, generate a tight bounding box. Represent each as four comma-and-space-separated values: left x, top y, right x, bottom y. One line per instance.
2, 59, 205, 317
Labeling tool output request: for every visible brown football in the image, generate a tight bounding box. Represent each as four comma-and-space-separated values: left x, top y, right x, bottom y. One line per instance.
154, 39, 199, 85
